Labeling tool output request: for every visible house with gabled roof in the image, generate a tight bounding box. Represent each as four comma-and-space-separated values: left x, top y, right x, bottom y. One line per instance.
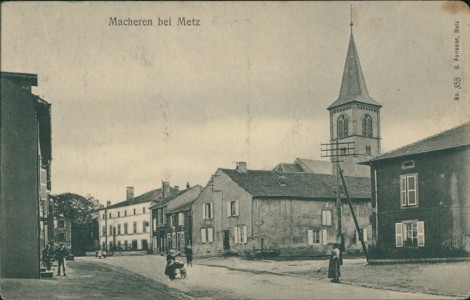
98, 182, 177, 253
273, 158, 332, 174
191, 162, 372, 257
150, 183, 202, 254
362, 121, 470, 258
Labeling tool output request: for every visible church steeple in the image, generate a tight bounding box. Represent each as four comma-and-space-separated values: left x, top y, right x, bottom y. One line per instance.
328, 31, 381, 110
326, 15, 382, 177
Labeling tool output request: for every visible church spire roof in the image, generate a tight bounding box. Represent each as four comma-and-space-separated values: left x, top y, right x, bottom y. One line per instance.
328, 31, 382, 110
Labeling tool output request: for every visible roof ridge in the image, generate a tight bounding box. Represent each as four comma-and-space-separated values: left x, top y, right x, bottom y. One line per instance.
373, 121, 470, 160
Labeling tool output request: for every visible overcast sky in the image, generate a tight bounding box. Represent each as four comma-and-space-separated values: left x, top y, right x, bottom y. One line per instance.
2, 2, 468, 204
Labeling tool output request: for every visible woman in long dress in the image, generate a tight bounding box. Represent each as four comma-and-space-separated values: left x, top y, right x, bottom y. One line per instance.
328, 243, 341, 283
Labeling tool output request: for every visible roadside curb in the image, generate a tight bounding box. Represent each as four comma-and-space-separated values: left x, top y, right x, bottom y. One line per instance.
368, 257, 470, 265
198, 261, 466, 299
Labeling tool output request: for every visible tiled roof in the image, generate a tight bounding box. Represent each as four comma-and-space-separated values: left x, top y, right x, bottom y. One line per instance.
103, 187, 178, 210
166, 185, 203, 212
221, 169, 370, 199
366, 121, 470, 163
149, 188, 187, 209
272, 163, 304, 172
328, 33, 381, 110
295, 158, 332, 174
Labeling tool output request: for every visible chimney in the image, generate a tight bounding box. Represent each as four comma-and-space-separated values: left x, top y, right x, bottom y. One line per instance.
186, 182, 190, 190
127, 187, 134, 203
162, 181, 170, 199
236, 162, 247, 173
106, 201, 111, 207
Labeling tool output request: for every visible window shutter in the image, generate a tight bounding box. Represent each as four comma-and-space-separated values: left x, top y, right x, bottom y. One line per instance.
201, 228, 206, 243
234, 227, 239, 244
227, 202, 231, 217
307, 230, 313, 245
322, 211, 326, 225
210, 203, 214, 219
400, 176, 407, 206
321, 229, 328, 245
235, 201, 240, 216
243, 226, 247, 243
395, 223, 403, 247
208, 228, 214, 243
417, 221, 425, 247
363, 228, 368, 242
202, 204, 206, 219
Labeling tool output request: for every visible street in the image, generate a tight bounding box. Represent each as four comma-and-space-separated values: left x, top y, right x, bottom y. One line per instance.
1, 255, 465, 299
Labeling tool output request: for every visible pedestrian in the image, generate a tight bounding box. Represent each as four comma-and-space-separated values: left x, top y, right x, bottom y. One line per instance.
42, 243, 53, 271
97, 249, 103, 259
328, 243, 341, 283
102, 250, 107, 258
184, 243, 193, 267
164, 256, 176, 280
54, 243, 69, 276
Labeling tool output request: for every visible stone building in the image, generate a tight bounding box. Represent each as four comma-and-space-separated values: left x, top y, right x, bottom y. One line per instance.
363, 122, 470, 258
0, 72, 52, 278
327, 27, 382, 177
191, 162, 371, 257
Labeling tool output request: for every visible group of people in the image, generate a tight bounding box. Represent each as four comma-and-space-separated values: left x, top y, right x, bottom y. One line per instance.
164, 244, 193, 280
42, 243, 69, 276
95, 249, 107, 259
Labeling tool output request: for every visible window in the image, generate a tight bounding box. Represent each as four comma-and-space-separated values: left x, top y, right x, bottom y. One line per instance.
201, 228, 207, 243
143, 220, 148, 233
133, 209, 136, 215
365, 145, 371, 155
153, 217, 157, 230
233, 226, 248, 244
124, 240, 128, 250
178, 212, 185, 226
102, 213, 105, 219
109, 225, 113, 236
307, 229, 328, 245
124, 210, 127, 216
362, 114, 372, 137
200, 228, 214, 243
117, 241, 121, 249
170, 215, 175, 228
143, 207, 146, 214
109, 242, 113, 250
395, 221, 425, 247
133, 221, 137, 234
118, 211, 120, 218
337, 115, 349, 139
109, 212, 112, 219
227, 201, 239, 217
400, 174, 418, 207
124, 223, 128, 235
117, 224, 121, 235
322, 211, 332, 226
102, 226, 106, 236
58, 232, 66, 242
203, 203, 214, 219
158, 209, 163, 225
142, 239, 148, 250
132, 240, 137, 250
402, 160, 415, 169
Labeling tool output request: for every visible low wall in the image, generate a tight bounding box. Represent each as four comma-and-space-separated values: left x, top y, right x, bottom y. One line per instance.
85, 250, 148, 256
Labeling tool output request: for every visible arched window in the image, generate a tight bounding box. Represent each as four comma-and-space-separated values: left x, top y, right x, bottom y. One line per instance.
362, 114, 373, 137
337, 115, 349, 139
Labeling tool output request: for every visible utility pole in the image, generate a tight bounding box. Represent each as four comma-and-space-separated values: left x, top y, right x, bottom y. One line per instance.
321, 141, 355, 253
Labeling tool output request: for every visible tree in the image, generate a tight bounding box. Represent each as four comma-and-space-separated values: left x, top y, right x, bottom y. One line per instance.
52, 193, 104, 256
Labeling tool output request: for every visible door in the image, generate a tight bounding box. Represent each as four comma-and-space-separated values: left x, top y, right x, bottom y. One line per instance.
223, 229, 230, 251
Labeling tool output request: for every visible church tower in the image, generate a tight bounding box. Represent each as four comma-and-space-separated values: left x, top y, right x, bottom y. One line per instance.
327, 21, 382, 177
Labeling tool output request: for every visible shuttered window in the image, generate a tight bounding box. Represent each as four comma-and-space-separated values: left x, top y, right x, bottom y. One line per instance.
322, 210, 332, 226
400, 174, 418, 207
201, 228, 207, 243
208, 228, 214, 243
395, 223, 403, 247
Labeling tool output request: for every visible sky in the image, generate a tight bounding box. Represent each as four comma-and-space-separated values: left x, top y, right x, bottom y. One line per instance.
1, 1, 468, 205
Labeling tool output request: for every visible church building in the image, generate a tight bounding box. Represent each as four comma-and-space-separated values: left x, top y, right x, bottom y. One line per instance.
327, 25, 382, 177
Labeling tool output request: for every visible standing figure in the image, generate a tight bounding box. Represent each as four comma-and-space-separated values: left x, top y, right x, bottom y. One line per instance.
97, 249, 103, 259
164, 257, 177, 280
42, 243, 53, 271
54, 243, 69, 276
328, 243, 341, 283
184, 243, 193, 267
